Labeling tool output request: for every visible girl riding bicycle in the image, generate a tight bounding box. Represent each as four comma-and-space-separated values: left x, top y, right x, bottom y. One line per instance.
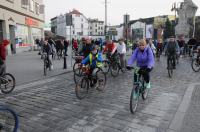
127, 39, 155, 89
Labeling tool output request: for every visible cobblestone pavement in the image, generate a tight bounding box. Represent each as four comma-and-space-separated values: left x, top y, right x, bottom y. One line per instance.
1, 55, 200, 132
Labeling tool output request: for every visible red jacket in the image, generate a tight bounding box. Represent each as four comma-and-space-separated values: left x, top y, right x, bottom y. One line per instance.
0, 40, 10, 60
73, 41, 78, 49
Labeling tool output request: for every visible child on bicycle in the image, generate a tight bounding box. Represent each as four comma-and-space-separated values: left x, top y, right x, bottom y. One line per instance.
81, 45, 103, 87
127, 39, 154, 89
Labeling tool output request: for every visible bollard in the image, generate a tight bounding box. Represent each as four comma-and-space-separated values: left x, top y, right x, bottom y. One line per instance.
63, 55, 67, 69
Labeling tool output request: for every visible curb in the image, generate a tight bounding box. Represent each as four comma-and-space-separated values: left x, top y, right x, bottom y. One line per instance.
168, 83, 200, 132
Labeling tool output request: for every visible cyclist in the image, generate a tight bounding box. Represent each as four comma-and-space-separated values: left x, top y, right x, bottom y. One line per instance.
43, 40, 53, 69
81, 45, 103, 87
79, 37, 94, 58
165, 36, 179, 69
127, 39, 154, 89
117, 38, 127, 69
156, 39, 163, 57
103, 40, 117, 60
0, 40, 9, 76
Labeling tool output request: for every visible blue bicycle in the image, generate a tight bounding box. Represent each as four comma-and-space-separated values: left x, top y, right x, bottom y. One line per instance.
129, 67, 150, 114
0, 105, 19, 132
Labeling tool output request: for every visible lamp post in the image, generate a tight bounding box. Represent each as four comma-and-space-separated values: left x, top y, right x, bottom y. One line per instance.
105, 0, 107, 39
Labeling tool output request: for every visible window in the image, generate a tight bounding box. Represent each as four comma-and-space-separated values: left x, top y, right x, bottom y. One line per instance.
98, 32, 100, 35
35, 3, 39, 15
29, 0, 34, 12
95, 29, 97, 33
95, 24, 97, 27
90, 32, 92, 35
73, 30, 75, 35
98, 27, 100, 30
0, 21, 3, 43
101, 27, 103, 30
21, 0, 28, 9
90, 27, 92, 30
81, 24, 83, 28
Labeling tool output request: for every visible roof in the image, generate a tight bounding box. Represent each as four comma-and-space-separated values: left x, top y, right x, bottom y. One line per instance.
88, 18, 104, 23
69, 9, 82, 15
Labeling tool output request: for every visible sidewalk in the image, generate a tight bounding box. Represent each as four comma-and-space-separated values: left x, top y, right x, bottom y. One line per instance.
6, 51, 74, 86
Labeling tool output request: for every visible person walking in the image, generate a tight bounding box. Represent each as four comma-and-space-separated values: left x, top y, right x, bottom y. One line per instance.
0, 39, 10, 75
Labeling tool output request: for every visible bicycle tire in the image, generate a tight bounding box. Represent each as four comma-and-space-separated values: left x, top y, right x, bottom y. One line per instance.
130, 85, 139, 114
44, 59, 47, 76
96, 68, 106, 91
75, 77, 89, 100
73, 62, 82, 75
121, 59, 127, 73
110, 62, 119, 77
168, 60, 173, 78
0, 73, 15, 94
0, 106, 19, 132
191, 58, 200, 72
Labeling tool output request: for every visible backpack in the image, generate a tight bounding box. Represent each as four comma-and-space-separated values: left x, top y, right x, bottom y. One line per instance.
167, 43, 176, 54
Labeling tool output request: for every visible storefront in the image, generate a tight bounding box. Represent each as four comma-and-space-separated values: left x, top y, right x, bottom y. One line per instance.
15, 24, 29, 47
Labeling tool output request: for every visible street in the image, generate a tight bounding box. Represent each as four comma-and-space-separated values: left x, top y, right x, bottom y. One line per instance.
1, 53, 200, 132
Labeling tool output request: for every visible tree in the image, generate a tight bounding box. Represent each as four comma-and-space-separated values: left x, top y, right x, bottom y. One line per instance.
163, 18, 174, 39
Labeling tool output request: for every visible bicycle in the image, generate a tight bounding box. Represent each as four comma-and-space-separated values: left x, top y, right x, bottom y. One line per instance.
0, 105, 19, 132
129, 67, 150, 114
73, 55, 84, 84
191, 50, 200, 72
0, 73, 15, 94
104, 53, 126, 77
75, 65, 106, 100
43, 53, 52, 76
167, 55, 174, 78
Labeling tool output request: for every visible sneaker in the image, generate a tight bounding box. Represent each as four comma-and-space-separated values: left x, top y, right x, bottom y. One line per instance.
145, 82, 151, 89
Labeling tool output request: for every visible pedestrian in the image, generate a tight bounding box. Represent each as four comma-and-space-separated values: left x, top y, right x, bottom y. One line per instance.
0, 39, 10, 75
72, 39, 78, 52
117, 38, 127, 69
148, 39, 156, 56
64, 39, 69, 56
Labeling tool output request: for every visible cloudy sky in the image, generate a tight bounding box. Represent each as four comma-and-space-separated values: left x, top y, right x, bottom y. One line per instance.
44, 0, 200, 25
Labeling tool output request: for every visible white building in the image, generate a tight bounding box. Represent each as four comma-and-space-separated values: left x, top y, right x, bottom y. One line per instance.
51, 9, 89, 40
0, 0, 45, 54
88, 19, 104, 37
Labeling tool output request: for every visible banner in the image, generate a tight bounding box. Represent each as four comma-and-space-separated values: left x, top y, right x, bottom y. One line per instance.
146, 25, 154, 39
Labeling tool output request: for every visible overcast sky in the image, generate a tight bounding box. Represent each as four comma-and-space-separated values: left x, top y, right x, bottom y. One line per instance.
44, 0, 200, 25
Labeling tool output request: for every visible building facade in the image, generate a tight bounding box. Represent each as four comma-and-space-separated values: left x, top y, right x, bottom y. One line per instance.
88, 18, 104, 37
51, 9, 89, 40
0, 0, 45, 54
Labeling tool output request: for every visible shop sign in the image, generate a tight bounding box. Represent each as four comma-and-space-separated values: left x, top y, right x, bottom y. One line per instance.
25, 17, 39, 27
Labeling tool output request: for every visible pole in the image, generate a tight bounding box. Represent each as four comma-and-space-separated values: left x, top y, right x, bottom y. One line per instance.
193, 16, 196, 38
105, 0, 107, 39
70, 25, 72, 67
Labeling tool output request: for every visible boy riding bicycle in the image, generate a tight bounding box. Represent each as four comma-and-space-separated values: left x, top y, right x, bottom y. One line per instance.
81, 45, 103, 87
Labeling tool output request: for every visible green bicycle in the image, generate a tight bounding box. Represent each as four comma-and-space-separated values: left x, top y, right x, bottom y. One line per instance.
129, 67, 150, 114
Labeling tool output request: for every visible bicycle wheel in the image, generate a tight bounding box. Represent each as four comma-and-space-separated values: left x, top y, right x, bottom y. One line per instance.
110, 62, 119, 77
96, 68, 106, 91
168, 60, 173, 78
191, 58, 200, 72
0, 106, 19, 132
102, 60, 110, 74
44, 59, 47, 76
75, 77, 89, 99
73, 62, 82, 75
1, 73, 16, 94
130, 85, 139, 114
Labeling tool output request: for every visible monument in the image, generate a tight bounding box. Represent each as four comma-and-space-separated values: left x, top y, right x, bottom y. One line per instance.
175, 0, 198, 38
